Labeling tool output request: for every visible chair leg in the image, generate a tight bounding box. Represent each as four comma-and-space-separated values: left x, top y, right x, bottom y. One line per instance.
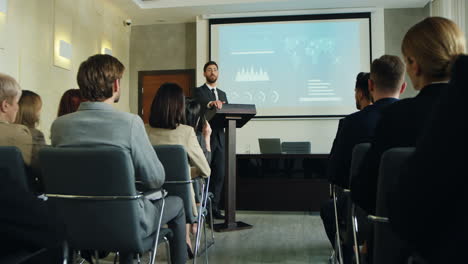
208, 197, 215, 243
194, 181, 206, 261
204, 217, 209, 264
150, 197, 166, 264
62, 241, 69, 264
164, 237, 172, 264
94, 251, 100, 264
113, 252, 119, 264
351, 205, 360, 264
332, 186, 344, 264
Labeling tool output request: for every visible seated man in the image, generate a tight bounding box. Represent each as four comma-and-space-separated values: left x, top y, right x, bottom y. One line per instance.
321, 55, 406, 259
0, 73, 34, 175
0, 73, 64, 261
50, 55, 187, 264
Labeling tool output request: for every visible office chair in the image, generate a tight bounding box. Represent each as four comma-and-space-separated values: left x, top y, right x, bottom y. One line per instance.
39, 146, 167, 264
348, 143, 372, 264
154, 145, 213, 264
367, 147, 415, 264
0, 146, 31, 192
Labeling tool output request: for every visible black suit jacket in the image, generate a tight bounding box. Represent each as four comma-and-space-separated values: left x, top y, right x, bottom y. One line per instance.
328, 98, 398, 188
192, 84, 229, 149
350, 83, 447, 214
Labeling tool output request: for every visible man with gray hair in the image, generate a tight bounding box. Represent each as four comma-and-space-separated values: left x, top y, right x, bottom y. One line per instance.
0, 73, 33, 166
0, 73, 65, 261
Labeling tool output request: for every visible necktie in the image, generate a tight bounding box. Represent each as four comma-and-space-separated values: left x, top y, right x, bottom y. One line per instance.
211, 89, 216, 100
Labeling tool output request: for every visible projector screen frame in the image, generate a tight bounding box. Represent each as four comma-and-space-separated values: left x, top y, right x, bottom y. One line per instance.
209, 12, 372, 119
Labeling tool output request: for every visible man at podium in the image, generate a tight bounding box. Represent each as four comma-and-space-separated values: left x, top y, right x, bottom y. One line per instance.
193, 61, 229, 219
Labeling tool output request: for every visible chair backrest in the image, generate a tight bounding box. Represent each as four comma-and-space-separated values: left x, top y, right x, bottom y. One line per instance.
153, 145, 196, 222
350, 143, 371, 183
343, 143, 372, 246
39, 146, 146, 252
373, 147, 415, 264
258, 138, 282, 154
0, 146, 30, 192
281, 141, 311, 154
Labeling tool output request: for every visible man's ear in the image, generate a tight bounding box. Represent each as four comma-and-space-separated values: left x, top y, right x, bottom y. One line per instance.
0, 99, 8, 113
368, 79, 375, 93
400, 81, 407, 95
113, 79, 120, 93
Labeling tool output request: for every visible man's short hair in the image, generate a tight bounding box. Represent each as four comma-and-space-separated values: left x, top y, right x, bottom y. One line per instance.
0, 73, 21, 104
77, 54, 125, 101
203, 61, 218, 72
370, 55, 405, 93
355, 72, 371, 102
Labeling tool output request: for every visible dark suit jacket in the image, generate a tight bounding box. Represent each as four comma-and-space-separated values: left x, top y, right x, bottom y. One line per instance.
351, 83, 447, 214
192, 84, 229, 149
388, 56, 468, 263
328, 98, 398, 188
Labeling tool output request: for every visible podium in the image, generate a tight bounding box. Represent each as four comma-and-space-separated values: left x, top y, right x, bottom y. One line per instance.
205, 104, 256, 232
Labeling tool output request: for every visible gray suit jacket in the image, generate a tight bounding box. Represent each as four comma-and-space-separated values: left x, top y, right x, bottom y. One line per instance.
51, 102, 165, 237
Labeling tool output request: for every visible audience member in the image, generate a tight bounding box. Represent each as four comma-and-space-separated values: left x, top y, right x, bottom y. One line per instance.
185, 97, 212, 163
0, 74, 34, 167
355, 72, 372, 110
321, 57, 405, 260
50, 55, 187, 264
57, 88, 84, 117
15, 90, 46, 179
388, 55, 468, 263
145, 83, 211, 258
0, 73, 64, 262
350, 16, 466, 214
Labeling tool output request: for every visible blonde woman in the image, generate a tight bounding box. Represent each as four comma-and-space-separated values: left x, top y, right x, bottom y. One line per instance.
351, 16, 465, 262
15, 90, 46, 177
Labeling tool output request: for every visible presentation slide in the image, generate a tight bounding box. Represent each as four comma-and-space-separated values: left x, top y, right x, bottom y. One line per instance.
210, 16, 371, 117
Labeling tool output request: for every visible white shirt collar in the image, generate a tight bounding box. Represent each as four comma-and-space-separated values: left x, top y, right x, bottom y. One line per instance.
206, 83, 217, 90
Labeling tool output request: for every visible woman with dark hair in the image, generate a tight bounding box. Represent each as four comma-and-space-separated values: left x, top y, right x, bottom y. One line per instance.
57, 89, 84, 117
145, 83, 210, 257
185, 97, 212, 163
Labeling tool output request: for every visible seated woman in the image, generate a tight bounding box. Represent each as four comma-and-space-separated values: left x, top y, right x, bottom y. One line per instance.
185, 97, 212, 164
57, 88, 84, 117
185, 97, 212, 215
15, 90, 46, 179
145, 83, 211, 257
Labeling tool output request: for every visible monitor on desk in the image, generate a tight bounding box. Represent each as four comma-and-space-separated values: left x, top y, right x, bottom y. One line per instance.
258, 138, 282, 154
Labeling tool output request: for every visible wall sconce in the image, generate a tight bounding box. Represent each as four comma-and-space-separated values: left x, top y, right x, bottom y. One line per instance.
59, 40, 72, 59
103, 48, 112, 55
0, 0, 7, 14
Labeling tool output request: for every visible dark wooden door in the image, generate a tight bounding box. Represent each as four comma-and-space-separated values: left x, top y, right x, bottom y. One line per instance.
138, 69, 195, 124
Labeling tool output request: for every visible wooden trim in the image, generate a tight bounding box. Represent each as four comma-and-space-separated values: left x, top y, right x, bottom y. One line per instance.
137, 69, 196, 117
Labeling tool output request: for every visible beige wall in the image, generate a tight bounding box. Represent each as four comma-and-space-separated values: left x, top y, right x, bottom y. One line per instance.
129, 23, 196, 114
0, 0, 130, 142
384, 6, 430, 98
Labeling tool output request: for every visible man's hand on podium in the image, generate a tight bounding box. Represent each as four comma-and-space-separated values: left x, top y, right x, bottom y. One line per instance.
209, 100, 225, 109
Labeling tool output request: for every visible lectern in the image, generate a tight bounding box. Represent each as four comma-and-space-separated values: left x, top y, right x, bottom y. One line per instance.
205, 104, 256, 232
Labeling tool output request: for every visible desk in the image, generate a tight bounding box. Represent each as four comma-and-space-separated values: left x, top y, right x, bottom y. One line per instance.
232, 153, 329, 211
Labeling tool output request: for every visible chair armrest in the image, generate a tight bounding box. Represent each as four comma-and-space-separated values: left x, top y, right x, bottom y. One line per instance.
143, 189, 167, 201
165, 179, 194, 184
343, 188, 351, 193
367, 215, 389, 223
